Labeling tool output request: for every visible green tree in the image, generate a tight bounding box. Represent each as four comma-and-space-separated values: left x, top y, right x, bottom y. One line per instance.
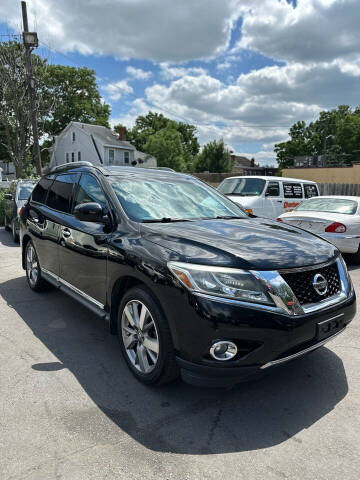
275, 106, 360, 169
119, 111, 200, 169
194, 139, 232, 173
143, 126, 185, 171
0, 41, 48, 177
42, 65, 110, 135
0, 41, 110, 176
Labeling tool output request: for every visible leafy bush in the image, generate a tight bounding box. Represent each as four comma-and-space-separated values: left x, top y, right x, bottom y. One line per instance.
0, 188, 6, 226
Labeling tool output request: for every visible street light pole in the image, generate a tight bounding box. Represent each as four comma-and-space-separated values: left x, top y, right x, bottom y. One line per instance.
21, 0, 42, 176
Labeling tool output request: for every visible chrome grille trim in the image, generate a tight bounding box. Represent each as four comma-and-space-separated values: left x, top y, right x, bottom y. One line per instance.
278, 257, 338, 274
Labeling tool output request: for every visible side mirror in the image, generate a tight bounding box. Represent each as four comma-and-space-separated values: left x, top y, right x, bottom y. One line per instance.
74, 202, 104, 223
4, 193, 13, 200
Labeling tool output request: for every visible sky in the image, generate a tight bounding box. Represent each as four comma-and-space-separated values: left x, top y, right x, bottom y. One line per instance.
1, 0, 359, 166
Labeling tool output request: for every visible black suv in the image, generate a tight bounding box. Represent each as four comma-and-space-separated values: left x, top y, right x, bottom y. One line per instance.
20, 162, 356, 387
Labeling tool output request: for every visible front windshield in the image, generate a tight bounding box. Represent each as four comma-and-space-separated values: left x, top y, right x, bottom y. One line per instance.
18, 184, 35, 200
110, 177, 247, 222
296, 198, 358, 215
218, 178, 265, 196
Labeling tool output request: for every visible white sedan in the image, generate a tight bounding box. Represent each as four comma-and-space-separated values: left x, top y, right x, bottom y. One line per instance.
278, 196, 360, 262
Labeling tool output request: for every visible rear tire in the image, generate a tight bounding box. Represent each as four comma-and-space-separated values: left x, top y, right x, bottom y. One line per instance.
12, 221, 19, 243
25, 241, 50, 292
117, 286, 179, 386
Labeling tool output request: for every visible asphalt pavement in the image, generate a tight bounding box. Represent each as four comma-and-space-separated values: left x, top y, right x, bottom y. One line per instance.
0, 227, 359, 480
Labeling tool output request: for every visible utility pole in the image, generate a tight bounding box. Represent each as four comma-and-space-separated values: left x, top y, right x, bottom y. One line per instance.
21, 1, 42, 176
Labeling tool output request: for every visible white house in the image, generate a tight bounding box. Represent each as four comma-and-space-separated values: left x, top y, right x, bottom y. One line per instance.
48, 122, 157, 170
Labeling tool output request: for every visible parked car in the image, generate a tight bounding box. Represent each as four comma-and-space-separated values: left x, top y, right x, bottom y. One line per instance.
4, 180, 37, 242
217, 176, 319, 219
278, 196, 360, 262
20, 163, 355, 387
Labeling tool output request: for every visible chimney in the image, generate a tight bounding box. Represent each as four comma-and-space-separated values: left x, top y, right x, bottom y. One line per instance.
118, 126, 127, 141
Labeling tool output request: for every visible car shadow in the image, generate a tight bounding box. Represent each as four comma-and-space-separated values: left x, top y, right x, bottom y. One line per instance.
0, 275, 349, 455
0, 227, 18, 248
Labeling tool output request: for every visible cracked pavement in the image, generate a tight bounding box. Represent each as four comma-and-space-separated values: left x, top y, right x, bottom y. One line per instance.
0, 227, 359, 480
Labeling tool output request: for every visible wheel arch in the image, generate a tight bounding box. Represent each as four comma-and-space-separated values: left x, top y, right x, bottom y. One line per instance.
109, 275, 149, 334
109, 275, 171, 339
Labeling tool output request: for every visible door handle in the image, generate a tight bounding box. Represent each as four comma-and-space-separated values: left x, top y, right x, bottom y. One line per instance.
277, 200, 283, 203
62, 228, 71, 238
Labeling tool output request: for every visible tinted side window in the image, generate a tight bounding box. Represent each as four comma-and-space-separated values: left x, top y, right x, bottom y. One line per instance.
73, 174, 108, 211
46, 174, 79, 213
304, 184, 319, 198
31, 176, 54, 204
265, 181, 280, 196
283, 183, 303, 199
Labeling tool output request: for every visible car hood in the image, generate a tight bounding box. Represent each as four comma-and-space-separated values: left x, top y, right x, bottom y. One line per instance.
141, 217, 338, 270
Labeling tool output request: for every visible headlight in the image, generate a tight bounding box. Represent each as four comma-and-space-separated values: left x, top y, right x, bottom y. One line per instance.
168, 261, 273, 305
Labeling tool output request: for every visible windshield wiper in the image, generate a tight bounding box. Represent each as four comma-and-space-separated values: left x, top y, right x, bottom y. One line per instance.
142, 217, 191, 223
213, 215, 246, 220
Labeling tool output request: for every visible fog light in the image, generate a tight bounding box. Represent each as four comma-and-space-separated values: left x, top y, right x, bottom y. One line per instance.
210, 341, 237, 361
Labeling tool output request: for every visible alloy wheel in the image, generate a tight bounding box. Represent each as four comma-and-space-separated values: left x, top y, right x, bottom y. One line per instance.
26, 244, 39, 287
121, 300, 159, 374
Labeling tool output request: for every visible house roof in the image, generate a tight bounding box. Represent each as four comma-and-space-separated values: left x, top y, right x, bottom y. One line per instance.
72, 122, 135, 150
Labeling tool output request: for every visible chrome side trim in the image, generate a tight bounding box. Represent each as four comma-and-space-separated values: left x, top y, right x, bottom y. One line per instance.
261, 327, 346, 369
278, 257, 337, 274
42, 268, 104, 309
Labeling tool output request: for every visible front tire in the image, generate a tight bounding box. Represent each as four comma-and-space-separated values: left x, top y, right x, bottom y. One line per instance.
25, 241, 50, 292
117, 286, 179, 386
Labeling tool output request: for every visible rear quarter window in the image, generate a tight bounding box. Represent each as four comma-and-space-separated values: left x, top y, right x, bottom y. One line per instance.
303, 184, 319, 198
46, 174, 79, 213
31, 176, 54, 204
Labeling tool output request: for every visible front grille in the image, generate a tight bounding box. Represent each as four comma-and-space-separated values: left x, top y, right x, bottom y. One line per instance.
281, 262, 341, 305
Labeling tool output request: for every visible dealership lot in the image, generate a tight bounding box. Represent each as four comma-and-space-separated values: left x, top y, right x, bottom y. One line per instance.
0, 227, 359, 480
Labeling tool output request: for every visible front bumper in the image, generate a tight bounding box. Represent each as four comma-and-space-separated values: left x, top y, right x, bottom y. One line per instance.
172, 291, 356, 387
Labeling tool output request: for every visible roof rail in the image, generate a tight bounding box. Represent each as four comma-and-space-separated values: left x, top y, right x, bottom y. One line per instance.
50, 161, 93, 173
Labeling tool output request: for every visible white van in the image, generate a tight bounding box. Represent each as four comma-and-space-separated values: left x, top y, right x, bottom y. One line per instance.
217, 176, 319, 219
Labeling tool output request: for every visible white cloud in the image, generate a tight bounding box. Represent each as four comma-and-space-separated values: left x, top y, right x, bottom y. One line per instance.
103, 80, 133, 101
0, 0, 241, 62
159, 63, 208, 79
126, 66, 152, 80
1, 0, 359, 165
237, 0, 360, 64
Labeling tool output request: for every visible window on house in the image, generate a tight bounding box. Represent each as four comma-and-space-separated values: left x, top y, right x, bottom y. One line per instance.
109, 149, 115, 165
72, 131, 75, 142
124, 151, 130, 164
78, 151, 81, 162
66, 153, 69, 163
71, 152, 75, 162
